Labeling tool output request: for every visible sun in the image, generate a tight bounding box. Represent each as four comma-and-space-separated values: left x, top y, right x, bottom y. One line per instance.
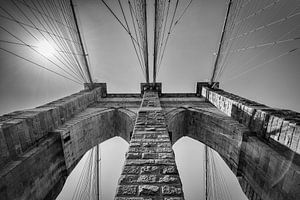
36, 40, 55, 57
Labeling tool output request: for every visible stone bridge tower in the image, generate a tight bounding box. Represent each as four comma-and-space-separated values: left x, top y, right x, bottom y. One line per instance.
0, 83, 299, 200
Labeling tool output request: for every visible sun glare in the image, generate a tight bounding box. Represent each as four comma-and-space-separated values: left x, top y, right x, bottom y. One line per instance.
36, 40, 55, 57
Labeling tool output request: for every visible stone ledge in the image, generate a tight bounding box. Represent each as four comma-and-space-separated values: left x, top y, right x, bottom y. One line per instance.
201, 86, 300, 155
140, 83, 162, 96
0, 84, 106, 168
115, 91, 184, 199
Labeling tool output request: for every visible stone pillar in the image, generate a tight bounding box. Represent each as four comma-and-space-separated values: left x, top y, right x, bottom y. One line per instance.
197, 83, 300, 200
199, 84, 300, 154
0, 83, 107, 200
115, 91, 184, 200
196, 82, 219, 97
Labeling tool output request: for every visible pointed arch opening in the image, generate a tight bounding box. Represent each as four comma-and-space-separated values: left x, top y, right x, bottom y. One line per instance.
173, 136, 248, 200
56, 137, 129, 200
52, 108, 135, 199
166, 107, 250, 198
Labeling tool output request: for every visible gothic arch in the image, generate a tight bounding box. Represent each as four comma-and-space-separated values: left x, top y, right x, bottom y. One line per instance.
166, 107, 246, 174
166, 108, 300, 200
50, 108, 135, 199
57, 108, 135, 174
0, 107, 135, 200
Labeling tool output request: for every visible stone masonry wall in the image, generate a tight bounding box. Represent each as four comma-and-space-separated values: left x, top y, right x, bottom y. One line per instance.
201, 86, 300, 155
0, 85, 106, 168
0, 133, 66, 200
115, 91, 184, 200
200, 85, 300, 200
54, 108, 134, 173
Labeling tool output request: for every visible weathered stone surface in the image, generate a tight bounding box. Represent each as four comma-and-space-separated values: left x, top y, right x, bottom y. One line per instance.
140, 166, 160, 174
57, 108, 132, 170
137, 175, 157, 183
157, 143, 171, 148
0, 85, 106, 166
194, 83, 300, 200
127, 153, 142, 159
155, 159, 176, 165
123, 166, 140, 174
117, 185, 137, 196
119, 175, 138, 184
164, 198, 184, 200
161, 185, 183, 195
156, 147, 173, 153
0, 133, 66, 200
138, 185, 160, 196
1, 82, 299, 200
125, 159, 156, 166
158, 175, 179, 184
115, 198, 154, 200
158, 153, 174, 159
142, 153, 157, 159
200, 85, 300, 154
0, 84, 141, 200
115, 91, 184, 199
161, 166, 178, 175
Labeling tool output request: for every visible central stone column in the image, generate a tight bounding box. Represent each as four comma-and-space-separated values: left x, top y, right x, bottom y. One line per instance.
115, 91, 184, 200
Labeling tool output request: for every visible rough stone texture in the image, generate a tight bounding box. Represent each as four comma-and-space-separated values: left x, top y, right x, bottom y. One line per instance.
141, 83, 162, 96
115, 198, 155, 200
161, 185, 183, 195
0, 85, 106, 168
115, 91, 184, 200
0, 85, 107, 200
200, 85, 300, 154
138, 185, 160, 195
117, 185, 138, 195
1, 82, 300, 200
55, 107, 134, 172
166, 105, 248, 174
196, 84, 300, 200
0, 133, 66, 200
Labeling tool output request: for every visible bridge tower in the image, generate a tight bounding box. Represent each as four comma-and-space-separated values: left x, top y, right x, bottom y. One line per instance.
0, 82, 299, 200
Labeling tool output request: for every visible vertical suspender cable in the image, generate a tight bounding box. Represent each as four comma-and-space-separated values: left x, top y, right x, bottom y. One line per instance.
144, 0, 150, 83
70, 0, 93, 86
210, 0, 232, 85
96, 144, 100, 200
153, 0, 158, 83
205, 145, 208, 200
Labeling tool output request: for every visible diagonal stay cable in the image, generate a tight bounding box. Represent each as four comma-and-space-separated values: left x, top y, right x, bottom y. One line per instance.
0, 46, 81, 84
118, 0, 146, 80
171, 0, 194, 32
131, 0, 148, 77
224, 47, 299, 82
59, 0, 89, 82
100, 0, 143, 51
37, 0, 84, 74
157, 0, 179, 70
28, 0, 87, 81
128, 0, 146, 76
217, 20, 300, 81
26, 0, 86, 81
0, 25, 83, 83
15, 0, 76, 31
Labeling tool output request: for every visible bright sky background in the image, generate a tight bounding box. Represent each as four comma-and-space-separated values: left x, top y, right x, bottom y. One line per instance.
56, 137, 247, 200
0, 0, 299, 199
0, 0, 299, 114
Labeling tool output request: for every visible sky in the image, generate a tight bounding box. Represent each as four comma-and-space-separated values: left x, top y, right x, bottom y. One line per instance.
56, 137, 247, 200
0, 0, 299, 199
0, 0, 299, 114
